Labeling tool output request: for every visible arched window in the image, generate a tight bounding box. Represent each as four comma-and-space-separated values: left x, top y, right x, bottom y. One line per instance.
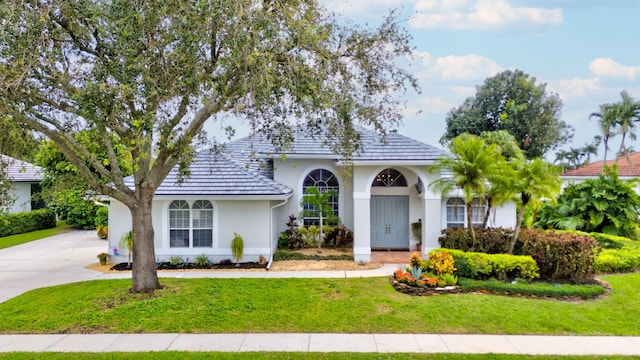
169, 200, 190, 247
192, 200, 214, 247
446, 197, 486, 228
169, 200, 214, 248
372, 168, 407, 187
302, 169, 339, 226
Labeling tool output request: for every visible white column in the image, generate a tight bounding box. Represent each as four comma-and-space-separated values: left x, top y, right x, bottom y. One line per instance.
422, 191, 442, 254
352, 191, 371, 262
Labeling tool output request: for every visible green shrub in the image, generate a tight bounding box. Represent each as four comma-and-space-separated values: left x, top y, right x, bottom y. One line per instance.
594, 249, 640, 273
439, 248, 539, 281
94, 206, 109, 228
49, 189, 98, 229
231, 232, 244, 266
0, 209, 56, 237
324, 225, 353, 248
273, 250, 353, 261
458, 278, 606, 300
518, 229, 598, 283
439, 227, 513, 253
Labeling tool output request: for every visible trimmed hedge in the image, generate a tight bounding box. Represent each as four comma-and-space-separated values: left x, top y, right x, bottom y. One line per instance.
273, 250, 353, 261
439, 228, 598, 283
438, 248, 539, 281
0, 209, 56, 237
458, 278, 606, 300
589, 232, 626, 249
594, 249, 640, 273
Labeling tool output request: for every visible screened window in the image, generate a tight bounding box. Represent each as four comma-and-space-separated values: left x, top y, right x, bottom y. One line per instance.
372, 168, 407, 187
302, 169, 339, 226
446, 198, 465, 228
446, 197, 486, 228
192, 200, 213, 247
169, 200, 190, 247
169, 200, 214, 248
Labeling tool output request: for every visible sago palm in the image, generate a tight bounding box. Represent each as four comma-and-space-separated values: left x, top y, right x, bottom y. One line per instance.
429, 134, 508, 249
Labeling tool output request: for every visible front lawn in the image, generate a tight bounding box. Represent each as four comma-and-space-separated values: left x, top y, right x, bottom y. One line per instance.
0, 221, 72, 249
0, 273, 638, 335
0, 353, 636, 360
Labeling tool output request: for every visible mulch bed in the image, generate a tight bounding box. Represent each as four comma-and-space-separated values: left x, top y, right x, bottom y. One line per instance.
110, 261, 266, 271
389, 276, 461, 296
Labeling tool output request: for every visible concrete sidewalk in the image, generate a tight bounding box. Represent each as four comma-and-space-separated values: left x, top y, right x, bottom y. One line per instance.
1, 231, 640, 355
0, 333, 639, 355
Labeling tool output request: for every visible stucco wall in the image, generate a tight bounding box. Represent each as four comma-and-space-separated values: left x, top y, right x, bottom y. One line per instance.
8, 182, 33, 213
108, 198, 274, 264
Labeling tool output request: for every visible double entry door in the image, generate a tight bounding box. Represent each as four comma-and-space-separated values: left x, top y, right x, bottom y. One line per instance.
370, 195, 409, 250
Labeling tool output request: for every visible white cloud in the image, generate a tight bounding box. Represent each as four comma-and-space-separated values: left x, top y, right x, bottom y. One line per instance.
548, 77, 603, 100
320, 0, 406, 16
589, 58, 640, 80
431, 54, 501, 81
415, 96, 457, 114
409, 0, 563, 30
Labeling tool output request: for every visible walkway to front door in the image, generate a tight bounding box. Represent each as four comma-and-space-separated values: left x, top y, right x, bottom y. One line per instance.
370, 250, 412, 264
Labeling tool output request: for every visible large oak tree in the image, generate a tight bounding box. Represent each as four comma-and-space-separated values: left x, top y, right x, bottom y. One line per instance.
441, 69, 572, 159
0, 0, 416, 292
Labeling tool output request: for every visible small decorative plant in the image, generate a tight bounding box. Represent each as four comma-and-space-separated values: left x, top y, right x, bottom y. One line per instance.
231, 232, 244, 267
97, 252, 109, 265
195, 254, 210, 267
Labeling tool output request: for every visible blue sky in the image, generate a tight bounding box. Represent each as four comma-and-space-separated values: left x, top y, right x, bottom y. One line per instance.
318, 0, 640, 159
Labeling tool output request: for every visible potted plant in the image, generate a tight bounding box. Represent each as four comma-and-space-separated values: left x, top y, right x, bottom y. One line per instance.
97, 252, 109, 265
411, 220, 422, 251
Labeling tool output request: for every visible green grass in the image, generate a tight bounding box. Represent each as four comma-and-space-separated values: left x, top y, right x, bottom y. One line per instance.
0, 272, 638, 335
0, 221, 72, 249
0, 353, 636, 360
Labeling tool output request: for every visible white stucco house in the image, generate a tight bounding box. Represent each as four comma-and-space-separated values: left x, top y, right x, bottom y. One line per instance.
1, 155, 44, 214
107, 127, 516, 264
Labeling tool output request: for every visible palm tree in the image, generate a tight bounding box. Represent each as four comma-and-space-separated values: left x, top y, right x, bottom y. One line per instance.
590, 103, 618, 165
613, 90, 640, 159
300, 186, 338, 253
508, 158, 561, 254
429, 134, 508, 248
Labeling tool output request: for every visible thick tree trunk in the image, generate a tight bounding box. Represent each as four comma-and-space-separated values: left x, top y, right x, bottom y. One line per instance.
129, 194, 162, 293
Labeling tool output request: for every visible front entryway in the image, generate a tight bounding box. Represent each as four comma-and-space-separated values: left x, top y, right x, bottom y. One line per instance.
370, 195, 409, 250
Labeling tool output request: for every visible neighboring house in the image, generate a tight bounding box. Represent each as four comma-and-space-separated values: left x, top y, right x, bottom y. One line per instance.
108, 127, 516, 264
0, 155, 44, 214
561, 152, 640, 193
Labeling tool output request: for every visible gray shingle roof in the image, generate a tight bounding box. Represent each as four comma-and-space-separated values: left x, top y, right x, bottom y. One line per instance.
152, 151, 292, 197
1, 155, 43, 182
150, 125, 444, 197
223, 126, 446, 162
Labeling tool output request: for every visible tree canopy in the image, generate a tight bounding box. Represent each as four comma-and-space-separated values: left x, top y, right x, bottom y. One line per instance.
0, 0, 416, 292
441, 69, 572, 159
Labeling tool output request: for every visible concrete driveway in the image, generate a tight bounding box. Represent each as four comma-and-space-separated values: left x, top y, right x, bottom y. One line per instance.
0, 230, 110, 303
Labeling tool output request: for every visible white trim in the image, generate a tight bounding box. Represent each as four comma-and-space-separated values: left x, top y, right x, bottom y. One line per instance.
162, 199, 220, 251
353, 192, 370, 200
297, 165, 344, 223
336, 160, 437, 166
154, 194, 291, 201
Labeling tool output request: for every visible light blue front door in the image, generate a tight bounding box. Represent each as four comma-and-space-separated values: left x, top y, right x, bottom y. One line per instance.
370, 196, 409, 249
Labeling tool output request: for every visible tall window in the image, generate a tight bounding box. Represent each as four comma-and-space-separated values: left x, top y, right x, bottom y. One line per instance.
302, 169, 339, 226
446, 198, 465, 228
446, 197, 486, 228
169, 200, 190, 247
192, 200, 214, 247
372, 168, 407, 187
169, 200, 214, 248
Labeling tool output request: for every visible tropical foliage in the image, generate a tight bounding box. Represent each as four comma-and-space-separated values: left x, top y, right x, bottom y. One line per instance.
535, 166, 640, 238
590, 90, 640, 162
429, 134, 509, 247
301, 186, 338, 253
